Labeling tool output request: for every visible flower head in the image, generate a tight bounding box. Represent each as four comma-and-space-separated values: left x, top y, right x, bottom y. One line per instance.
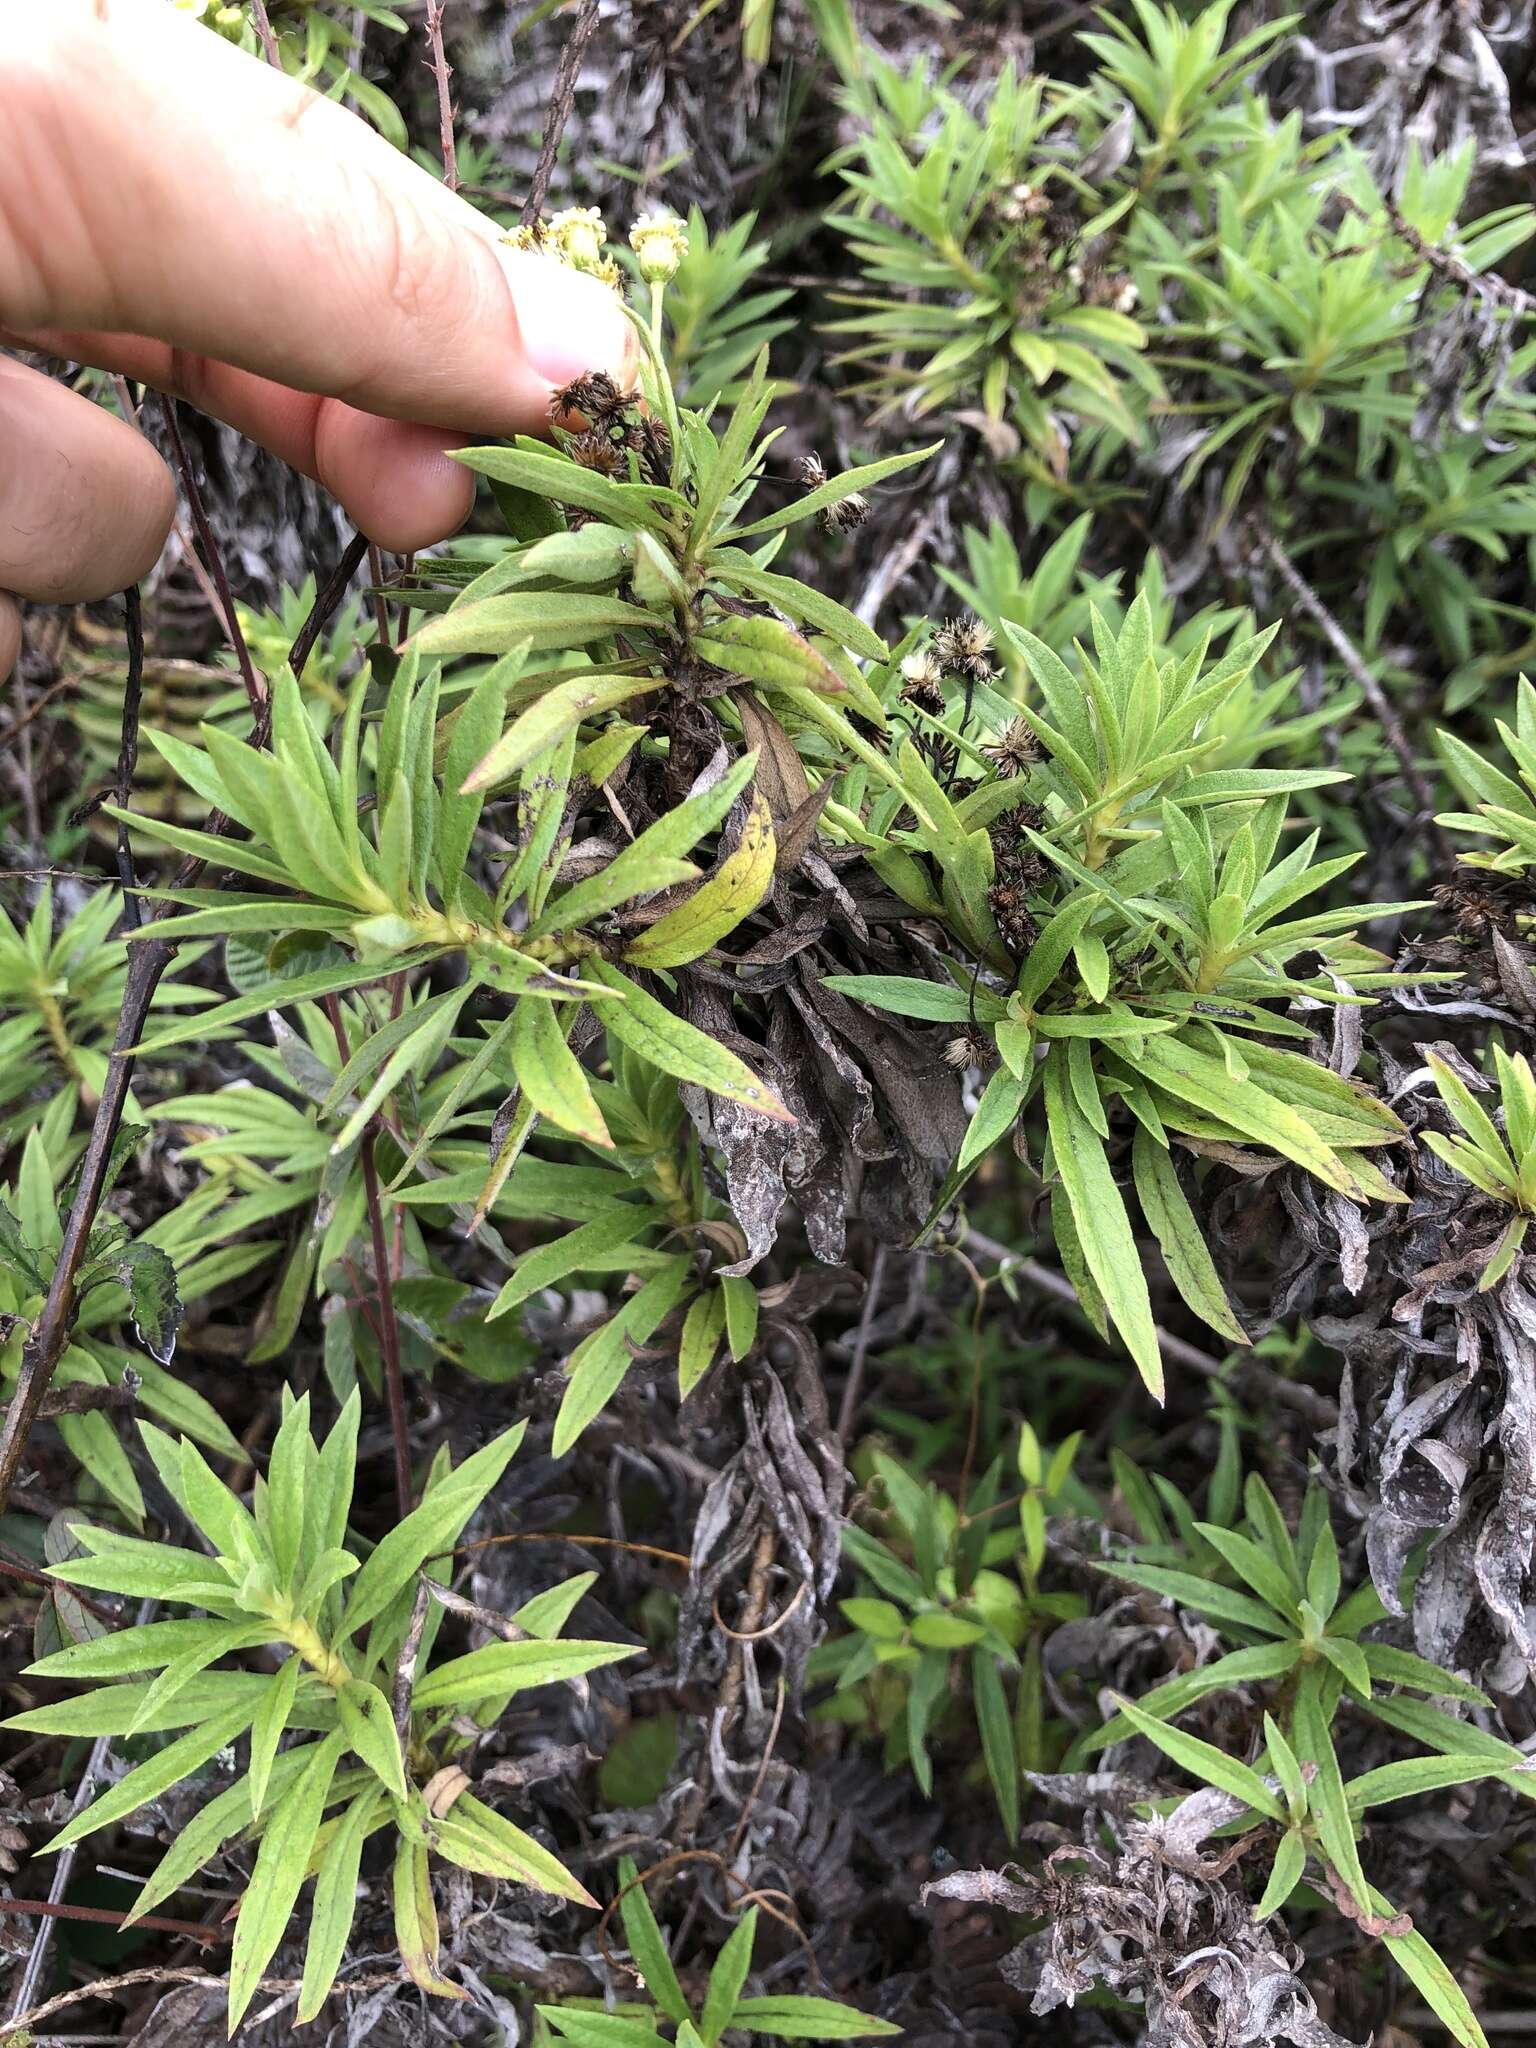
984, 716, 1041, 779
548, 207, 609, 275
899, 650, 946, 712
934, 616, 996, 682
629, 210, 689, 285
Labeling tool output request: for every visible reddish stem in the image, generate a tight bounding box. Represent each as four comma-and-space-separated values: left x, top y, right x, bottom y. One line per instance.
322, 995, 412, 1517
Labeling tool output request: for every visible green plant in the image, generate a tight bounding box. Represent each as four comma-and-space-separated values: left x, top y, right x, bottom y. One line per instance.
537, 1861, 900, 2045
193, 0, 410, 146
111, 221, 932, 1447
6, 1395, 632, 2029
655, 207, 797, 410
1142, 141, 1534, 519
824, 56, 1156, 471
1438, 674, 1536, 880
0, 884, 215, 1152
0, 1124, 240, 1524
823, 598, 1415, 1397
1422, 1046, 1536, 1287
812, 1433, 1084, 1840
1070, 1472, 1533, 2045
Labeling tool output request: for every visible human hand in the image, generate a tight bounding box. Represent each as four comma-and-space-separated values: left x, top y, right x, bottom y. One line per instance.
0, 0, 634, 681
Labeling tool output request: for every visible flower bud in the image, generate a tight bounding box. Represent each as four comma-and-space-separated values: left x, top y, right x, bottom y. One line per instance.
629, 210, 689, 285
548, 207, 609, 276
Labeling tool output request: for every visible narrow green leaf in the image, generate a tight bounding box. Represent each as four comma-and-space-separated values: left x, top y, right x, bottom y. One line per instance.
1043, 1049, 1163, 1399
617, 1853, 691, 2025
701, 1908, 757, 2046
1115, 1695, 1284, 1818
228, 1730, 348, 2030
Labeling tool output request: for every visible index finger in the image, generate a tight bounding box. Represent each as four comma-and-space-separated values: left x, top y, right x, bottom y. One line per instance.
1, 0, 634, 434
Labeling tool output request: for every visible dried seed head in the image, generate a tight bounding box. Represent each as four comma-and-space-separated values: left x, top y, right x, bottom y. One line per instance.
993, 798, 1045, 848
548, 206, 609, 274
569, 431, 624, 475
633, 415, 673, 485
552, 370, 629, 430
943, 1027, 991, 1070
1432, 876, 1522, 939
984, 715, 1041, 778
798, 451, 829, 490
998, 180, 1052, 224
899, 649, 946, 713
630, 209, 690, 284
1086, 269, 1139, 315
988, 881, 1038, 957
917, 731, 960, 785
819, 491, 869, 535
934, 615, 996, 680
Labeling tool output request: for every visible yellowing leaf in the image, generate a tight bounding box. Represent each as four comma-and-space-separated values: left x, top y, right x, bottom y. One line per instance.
694, 613, 845, 695
462, 672, 663, 791
626, 792, 777, 968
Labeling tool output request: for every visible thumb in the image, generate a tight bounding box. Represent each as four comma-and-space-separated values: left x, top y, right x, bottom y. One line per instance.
2, 0, 634, 433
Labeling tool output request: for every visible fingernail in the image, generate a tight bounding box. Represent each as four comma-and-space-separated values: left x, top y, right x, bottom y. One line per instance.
502, 251, 636, 388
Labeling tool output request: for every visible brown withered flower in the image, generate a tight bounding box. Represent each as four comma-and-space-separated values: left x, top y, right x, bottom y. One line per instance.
1432, 871, 1532, 940
631, 415, 674, 486
569, 431, 624, 476
988, 881, 1038, 957
916, 730, 961, 785
983, 715, 1040, 778
943, 1026, 993, 1071
551, 370, 631, 434
934, 615, 997, 684
992, 798, 1045, 850
820, 492, 870, 535
899, 649, 947, 715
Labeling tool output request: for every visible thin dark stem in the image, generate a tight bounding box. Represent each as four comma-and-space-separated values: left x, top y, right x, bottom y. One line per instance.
0, 1898, 226, 1948
522, 0, 600, 225
423, 1, 458, 192
0, 523, 376, 1509
365, 543, 396, 654
0, 942, 171, 1515
321, 996, 412, 1517
247, 0, 281, 66
156, 395, 262, 713
114, 587, 145, 924
0, 1547, 116, 1624
9, 1598, 157, 2018
962, 1226, 1339, 1428
394, 553, 416, 650
290, 529, 370, 681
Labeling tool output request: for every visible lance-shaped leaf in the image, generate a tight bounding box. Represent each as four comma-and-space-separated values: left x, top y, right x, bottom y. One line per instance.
693, 613, 845, 695
462, 672, 664, 791
590, 963, 793, 1122
626, 792, 777, 968
1042, 1047, 1163, 1399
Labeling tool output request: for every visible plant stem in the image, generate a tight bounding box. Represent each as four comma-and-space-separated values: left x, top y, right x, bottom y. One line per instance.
157, 396, 263, 715
286, 1612, 353, 1692
361, 1133, 412, 1519
1253, 523, 1452, 866
521, 0, 599, 226
423, 1, 458, 193
0, 537, 376, 1516
321, 993, 412, 1518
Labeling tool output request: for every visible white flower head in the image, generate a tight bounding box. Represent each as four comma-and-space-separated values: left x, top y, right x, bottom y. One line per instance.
629, 210, 689, 285
547, 207, 609, 275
